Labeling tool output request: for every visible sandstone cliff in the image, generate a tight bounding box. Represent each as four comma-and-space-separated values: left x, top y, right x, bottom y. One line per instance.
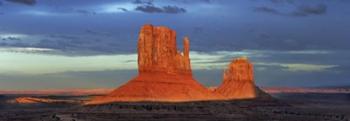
138, 25, 191, 75
87, 25, 266, 105
87, 25, 219, 105
215, 57, 257, 99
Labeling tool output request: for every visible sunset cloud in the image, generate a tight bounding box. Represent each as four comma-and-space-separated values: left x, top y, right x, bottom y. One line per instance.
281, 64, 337, 72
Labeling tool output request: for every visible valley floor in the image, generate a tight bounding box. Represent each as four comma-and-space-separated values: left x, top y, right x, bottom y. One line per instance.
0, 93, 350, 121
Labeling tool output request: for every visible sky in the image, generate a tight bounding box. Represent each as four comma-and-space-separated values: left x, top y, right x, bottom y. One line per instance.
0, 0, 349, 90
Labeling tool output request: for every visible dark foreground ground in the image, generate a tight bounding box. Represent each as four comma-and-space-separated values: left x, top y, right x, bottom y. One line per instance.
0, 93, 350, 121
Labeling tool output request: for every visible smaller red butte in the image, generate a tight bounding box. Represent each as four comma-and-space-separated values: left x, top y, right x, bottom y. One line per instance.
215, 57, 256, 99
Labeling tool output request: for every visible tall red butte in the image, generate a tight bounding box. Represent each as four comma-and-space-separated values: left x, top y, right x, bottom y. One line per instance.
87, 25, 259, 105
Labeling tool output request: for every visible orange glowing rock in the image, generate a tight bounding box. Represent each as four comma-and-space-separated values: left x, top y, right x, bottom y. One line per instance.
215, 57, 256, 99
138, 25, 191, 75
88, 74, 222, 104
14, 97, 40, 104
12, 97, 78, 104
86, 25, 261, 105
87, 25, 221, 105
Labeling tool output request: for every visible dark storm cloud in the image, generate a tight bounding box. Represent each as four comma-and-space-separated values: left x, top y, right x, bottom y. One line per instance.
255, 4, 327, 17
269, 0, 294, 4
135, 5, 186, 14
201, 0, 211, 3
132, 0, 153, 5
118, 8, 128, 12
41, 7, 99, 15
162, 5, 186, 14
132, 0, 188, 14
292, 4, 327, 16
75, 9, 97, 15
135, 5, 162, 13
170, 0, 211, 4
255, 6, 280, 15
1, 36, 21, 41
5, 0, 36, 6
133, 0, 211, 5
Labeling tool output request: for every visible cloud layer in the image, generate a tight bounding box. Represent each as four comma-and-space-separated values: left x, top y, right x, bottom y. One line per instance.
135, 5, 186, 14
5, 0, 36, 6
255, 4, 327, 17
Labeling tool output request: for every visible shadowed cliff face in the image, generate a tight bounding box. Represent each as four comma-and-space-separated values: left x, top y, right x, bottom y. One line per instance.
86, 25, 262, 105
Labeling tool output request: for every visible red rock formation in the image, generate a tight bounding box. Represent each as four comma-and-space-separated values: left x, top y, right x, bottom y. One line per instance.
86, 25, 263, 105
215, 57, 256, 99
11, 97, 78, 104
87, 25, 219, 105
138, 25, 191, 75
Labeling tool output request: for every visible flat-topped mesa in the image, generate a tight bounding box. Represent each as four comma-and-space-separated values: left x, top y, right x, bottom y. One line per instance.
138, 25, 191, 75
215, 57, 256, 99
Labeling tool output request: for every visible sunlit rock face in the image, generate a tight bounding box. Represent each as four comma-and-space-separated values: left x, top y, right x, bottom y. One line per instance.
86, 25, 264, 105
138, 25, 191, 75
14, 97, 40, 104
10, 97, 77, 104
215, 57, 256, 99
87, 25, 219, 105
